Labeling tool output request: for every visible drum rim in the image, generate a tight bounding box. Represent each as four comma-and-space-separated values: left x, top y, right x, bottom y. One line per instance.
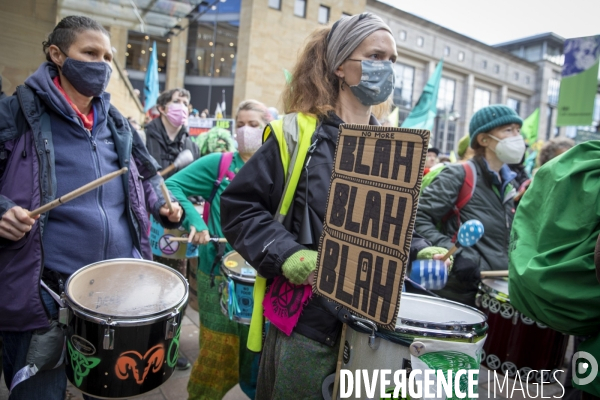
221, 251, 256, 283
64, 258, 189, 324
479, 278, 510, 301
219, 297, 251, 325
395, 293, 488, 337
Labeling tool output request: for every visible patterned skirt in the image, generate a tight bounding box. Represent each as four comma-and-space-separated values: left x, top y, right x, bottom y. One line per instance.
187, 268, 258, 399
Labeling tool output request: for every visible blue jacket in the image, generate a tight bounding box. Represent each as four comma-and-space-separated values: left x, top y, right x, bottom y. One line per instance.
0, 63, 179, 331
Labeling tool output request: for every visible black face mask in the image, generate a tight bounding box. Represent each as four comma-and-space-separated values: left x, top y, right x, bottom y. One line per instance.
58, 50, 112, 97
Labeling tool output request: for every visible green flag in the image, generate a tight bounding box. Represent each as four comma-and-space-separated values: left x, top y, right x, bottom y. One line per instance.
521, 108, 540, 144
401, 59, 443, 131
556, 36, 600, 126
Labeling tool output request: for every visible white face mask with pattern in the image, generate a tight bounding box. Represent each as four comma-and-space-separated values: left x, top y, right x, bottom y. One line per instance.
236, 125, 263, 154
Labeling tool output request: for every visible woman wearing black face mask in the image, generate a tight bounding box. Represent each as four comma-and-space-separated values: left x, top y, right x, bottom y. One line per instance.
220, 13, 445, 399
0, 16, 182, 400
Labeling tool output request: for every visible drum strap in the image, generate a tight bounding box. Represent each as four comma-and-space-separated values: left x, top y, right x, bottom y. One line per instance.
209, 241, 227, 288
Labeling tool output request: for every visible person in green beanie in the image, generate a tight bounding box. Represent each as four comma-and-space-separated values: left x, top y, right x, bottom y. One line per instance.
416, 104, 524, 305
220, 14, 451, 399
167, 99, 271, 399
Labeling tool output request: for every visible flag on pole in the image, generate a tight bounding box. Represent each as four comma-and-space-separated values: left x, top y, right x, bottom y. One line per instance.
401, 59, 443, 131
144, 41, 159, 112
387, 107, 400, 127
221, 89, 226, 118
215, 103, 223, 119
521, 108, 540, 144
556, 35, 600, 126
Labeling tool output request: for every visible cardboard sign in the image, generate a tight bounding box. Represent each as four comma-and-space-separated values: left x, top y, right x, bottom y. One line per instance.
314, 124, 429, 330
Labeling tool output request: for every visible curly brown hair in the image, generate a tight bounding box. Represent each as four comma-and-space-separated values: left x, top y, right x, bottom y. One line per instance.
538, 138, 574, 166
281, 27, 390, 119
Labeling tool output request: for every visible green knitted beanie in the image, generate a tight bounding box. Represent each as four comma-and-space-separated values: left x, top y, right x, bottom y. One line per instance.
469, 105, 522, 146
281, 250, 318, 285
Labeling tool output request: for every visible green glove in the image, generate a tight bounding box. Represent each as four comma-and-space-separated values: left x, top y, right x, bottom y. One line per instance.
417, 246, 454, 271
281, 250, 318, 285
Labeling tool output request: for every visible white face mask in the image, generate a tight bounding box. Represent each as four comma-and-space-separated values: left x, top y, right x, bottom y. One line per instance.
489, 135, 526, 164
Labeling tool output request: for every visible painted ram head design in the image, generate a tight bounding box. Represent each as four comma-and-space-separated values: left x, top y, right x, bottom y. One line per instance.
115, 344, 165, 384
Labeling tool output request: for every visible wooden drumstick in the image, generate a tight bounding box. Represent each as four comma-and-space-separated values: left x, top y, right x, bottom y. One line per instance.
441, 245, 459, 262
167, 237, 227, 243
28, 167, 128, 218
160, 182, 174, 213
481, 270, 509, 278
332, 323, 347, 400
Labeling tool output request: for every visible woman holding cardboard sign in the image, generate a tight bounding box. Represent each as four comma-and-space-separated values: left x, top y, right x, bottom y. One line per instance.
220, 13, 450, 399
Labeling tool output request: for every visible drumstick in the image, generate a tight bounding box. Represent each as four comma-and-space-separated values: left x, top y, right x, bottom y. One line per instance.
168, 237, 227, 243
481, 270, 509, 278
160, 182, 174, 213
441, 245, 459, 262
331, 323, 347, 400
28, 167, 128, 218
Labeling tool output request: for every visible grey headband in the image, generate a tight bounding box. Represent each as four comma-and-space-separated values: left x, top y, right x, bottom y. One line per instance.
326, 13, 393, 74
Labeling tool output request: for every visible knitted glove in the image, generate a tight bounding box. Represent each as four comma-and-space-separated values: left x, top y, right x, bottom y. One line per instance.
281, 250, 318, 285
417, 246, 454, 271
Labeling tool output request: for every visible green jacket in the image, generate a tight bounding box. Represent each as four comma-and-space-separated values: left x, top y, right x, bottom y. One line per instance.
165, 152, 245, 273
416, 156, 516, 272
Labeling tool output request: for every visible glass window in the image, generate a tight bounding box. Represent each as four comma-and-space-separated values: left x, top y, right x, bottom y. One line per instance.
547, 78, 560, 106
507, 98, 521, 116
444, 46, 451, 57
393, 63, 415, 108
481, 60, 488, 69
514, 72, 519, 81
436, 77, 455, 112
458, 51, 465, 62
474, 88, 491, 112
185, 17, 239, 78
294, 0, 306, 18
417, 37, 424, 47
268, 0, 281, 9
525, 76, 531, 84
399, 30, 407, 41
318, 5, 330, 24
494, 64, 500, 74
126, 33, 169, 73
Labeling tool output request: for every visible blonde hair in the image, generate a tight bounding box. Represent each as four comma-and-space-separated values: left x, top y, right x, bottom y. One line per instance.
235, 99, 271, 125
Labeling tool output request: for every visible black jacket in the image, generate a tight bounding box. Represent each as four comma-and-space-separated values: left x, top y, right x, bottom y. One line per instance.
144, 118, 200, 178
221, 113, 430, 346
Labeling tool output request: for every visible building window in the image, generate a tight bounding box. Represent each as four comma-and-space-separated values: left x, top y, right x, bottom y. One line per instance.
482, 60, 488, 69
417, 36, 424, 47
399, 30, 407, 41
294, 0, 306, 18
318, 5, 330, 24
547, 78, 560, 106
514, 72, 519, 81
525, 76, 531, 84
268, 0, 281, 10
393, 63, 415, 108
436, 77, 456, 112
474, 88, 491, 112
342, 12, 351, 17
507, 98, 521, 116
126, 32, 169, 75
458, 51, 465, 62
444, 46, 451, 57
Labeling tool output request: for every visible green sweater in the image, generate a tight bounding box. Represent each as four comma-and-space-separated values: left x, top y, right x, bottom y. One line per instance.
166, 152, 245, 274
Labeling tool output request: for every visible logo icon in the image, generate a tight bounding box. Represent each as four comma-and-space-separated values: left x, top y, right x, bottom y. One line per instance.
573, 351, 598, 386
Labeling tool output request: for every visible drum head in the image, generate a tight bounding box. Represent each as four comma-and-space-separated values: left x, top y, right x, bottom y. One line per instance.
66, 259, 187, 318
221, 251, 256, 283
398, 293, 486, 326
482, 278, 509, 296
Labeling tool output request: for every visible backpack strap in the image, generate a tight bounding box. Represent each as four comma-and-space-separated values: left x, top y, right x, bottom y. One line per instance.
202, 152, 235, 224
442, 160, 477, 242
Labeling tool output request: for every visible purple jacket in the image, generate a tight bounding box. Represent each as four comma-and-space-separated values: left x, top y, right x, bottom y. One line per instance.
0, 68, 180, 332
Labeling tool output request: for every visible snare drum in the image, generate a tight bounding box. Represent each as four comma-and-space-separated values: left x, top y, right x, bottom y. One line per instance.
336, 294, 487, 398
149, 204, 203, 259
477, 278, 568, 382
219, 251, 256, 325
63, 259, 188, 399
